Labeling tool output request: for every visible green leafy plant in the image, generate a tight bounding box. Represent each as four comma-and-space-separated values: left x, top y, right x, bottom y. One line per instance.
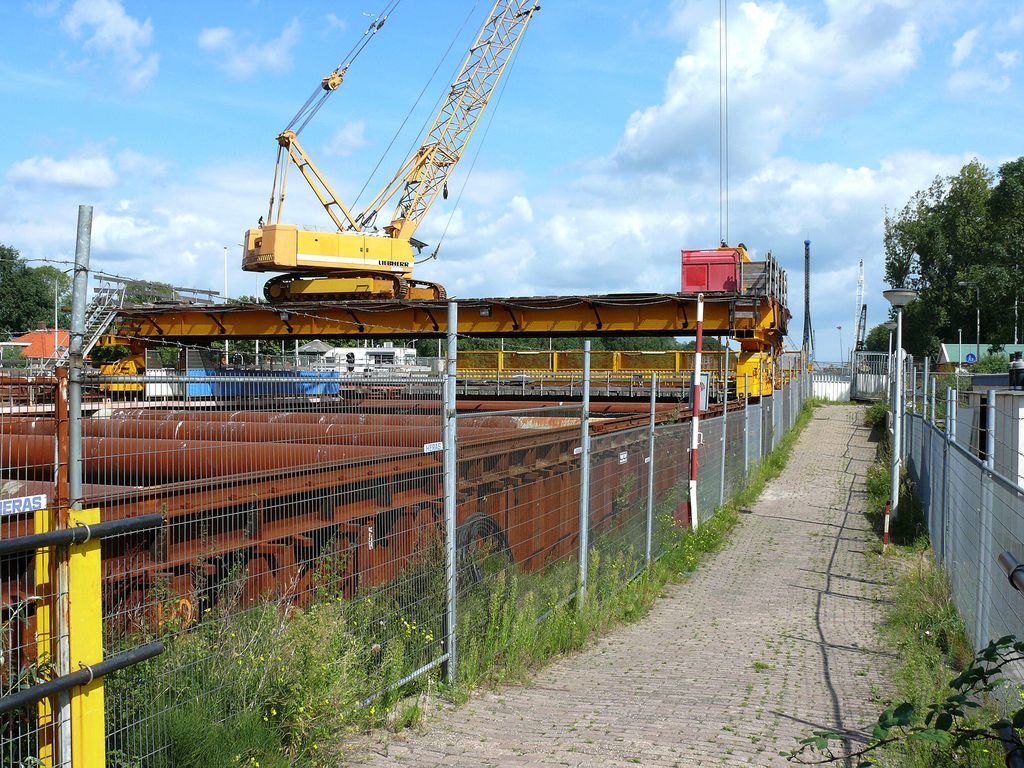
785, 636, 1024, 766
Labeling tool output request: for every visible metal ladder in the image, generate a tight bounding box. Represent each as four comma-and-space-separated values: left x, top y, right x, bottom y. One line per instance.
43, 274, 220, 370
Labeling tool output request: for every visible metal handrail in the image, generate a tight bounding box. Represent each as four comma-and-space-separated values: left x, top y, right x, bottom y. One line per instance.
0, 643, 164, 715
0, 514, 163, 557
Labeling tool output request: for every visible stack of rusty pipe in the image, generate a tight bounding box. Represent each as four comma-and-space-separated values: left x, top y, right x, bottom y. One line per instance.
0, 399, 697, 657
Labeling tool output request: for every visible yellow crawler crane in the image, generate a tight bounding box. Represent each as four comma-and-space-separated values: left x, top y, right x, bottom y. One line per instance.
243, 1, 540, 303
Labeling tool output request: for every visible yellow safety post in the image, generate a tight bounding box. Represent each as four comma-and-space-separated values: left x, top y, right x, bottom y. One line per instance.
34, 506, 54, 768
67, 507, 105, 767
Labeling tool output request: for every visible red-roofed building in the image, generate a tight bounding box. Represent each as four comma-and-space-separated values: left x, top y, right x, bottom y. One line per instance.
10, 329, 70, 361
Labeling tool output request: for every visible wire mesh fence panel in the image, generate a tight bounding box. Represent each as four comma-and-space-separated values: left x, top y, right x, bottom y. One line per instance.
78, 372, 446, 766
587, 427, 651, 587
650, 422, 691, 560
0, 376, 66, 768
747, 400, 762, 472
945, 443, 984, 649
985, 470, 1024, 650
775, 389, 783, 449
724, 409, 746, 502
762, 396, 775, 459
453, 405, 584, 674
696, 414, 723, 524
782, 383, 791, 434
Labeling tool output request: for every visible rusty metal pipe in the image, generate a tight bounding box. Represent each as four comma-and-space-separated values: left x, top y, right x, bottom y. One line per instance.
2, 434, 439, 483
112, 409, 450, 428
108, 409, 541, 431
0, 417, 502, 447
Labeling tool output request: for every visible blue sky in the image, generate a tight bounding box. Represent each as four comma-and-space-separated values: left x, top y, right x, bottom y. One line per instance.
2, 0, 1022, 359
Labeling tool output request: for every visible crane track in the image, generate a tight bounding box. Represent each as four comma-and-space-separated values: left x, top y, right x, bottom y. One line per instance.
263, 272, 446, 302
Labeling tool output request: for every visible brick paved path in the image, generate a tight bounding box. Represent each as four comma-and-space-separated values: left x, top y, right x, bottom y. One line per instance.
353, 405, 889, 767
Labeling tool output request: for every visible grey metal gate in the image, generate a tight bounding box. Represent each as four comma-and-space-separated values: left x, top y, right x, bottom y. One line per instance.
851, 351, 889, 401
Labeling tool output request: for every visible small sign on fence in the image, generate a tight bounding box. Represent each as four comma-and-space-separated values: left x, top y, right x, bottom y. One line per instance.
0, 494, 47, 515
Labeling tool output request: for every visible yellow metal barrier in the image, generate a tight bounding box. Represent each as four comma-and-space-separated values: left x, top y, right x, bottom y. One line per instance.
31, 507, 105, 767
68, 507, 104, 767
34, 507, 55, 768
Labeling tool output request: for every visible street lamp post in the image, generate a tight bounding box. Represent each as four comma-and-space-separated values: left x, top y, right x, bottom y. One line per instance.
883, 288, 919, 528
223, 246, 230, 359
885, 320, 896, 396
958, 281, 981, 363
836, 325, 844, 366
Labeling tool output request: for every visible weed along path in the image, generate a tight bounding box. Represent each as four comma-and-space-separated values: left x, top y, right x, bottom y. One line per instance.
352, 406, 888, 767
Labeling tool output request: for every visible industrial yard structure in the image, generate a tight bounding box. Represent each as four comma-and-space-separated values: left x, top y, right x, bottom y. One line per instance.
0, 189, 809, 765
0, 0, 809, 762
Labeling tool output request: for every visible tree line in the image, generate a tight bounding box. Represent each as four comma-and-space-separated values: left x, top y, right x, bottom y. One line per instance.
0, 244, 72, 340
869, 156, 1023, 368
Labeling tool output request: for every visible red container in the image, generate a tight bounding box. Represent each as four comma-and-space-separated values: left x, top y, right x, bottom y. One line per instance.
681, 248, 740, 293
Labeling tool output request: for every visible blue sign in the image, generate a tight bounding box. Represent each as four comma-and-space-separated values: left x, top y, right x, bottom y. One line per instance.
966, 353, 977, 364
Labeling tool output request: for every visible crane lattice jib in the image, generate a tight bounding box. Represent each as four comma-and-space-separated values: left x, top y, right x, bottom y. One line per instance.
386, 0, 539, 240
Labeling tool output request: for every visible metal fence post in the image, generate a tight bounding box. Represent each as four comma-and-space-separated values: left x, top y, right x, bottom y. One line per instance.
943, 387, 954, 569
719, 347, 728, 508
443, 301, 458, 684
975, 390, 996, 649
759, 381, 765, 463
930, 377, 937, 426
56, 204, 93, 765
923, 357, 929, 422
578, 340, 592, 609
743, 374, 749, 479
645, 373, 656, 566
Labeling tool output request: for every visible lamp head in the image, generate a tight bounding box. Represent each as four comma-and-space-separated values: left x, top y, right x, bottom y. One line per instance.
883, 287, 919, 308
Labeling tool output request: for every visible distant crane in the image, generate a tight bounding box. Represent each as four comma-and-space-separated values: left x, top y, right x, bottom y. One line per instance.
854, 302, 868, 351
853, 259, 864, 342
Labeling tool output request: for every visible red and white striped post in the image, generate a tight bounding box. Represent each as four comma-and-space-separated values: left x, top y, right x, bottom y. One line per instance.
688, 294, 705, 530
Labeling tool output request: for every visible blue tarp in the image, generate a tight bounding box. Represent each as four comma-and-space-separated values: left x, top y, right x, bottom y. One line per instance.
184, 369, 341, 397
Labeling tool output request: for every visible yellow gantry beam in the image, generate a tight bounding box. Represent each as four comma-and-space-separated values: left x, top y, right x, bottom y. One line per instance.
109, 292, 789, 344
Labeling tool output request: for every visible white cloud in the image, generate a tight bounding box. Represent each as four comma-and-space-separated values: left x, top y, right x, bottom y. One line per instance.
115, 149, 168, 178
6, 153, 118, 188
612, 1, 919, 179
997, 50, 1021, 68
28, 0, 62, 17
197, 27, 232, 50
952, 27, 979, 67
948, 68, 1011, 94
323, 122, 367, 157
62, 0, 159, 90
198, 19, 301, 78
325, 13, 347, 32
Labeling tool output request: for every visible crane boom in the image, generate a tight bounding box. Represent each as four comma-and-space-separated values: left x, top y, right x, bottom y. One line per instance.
384, 0, 539, 240
243, 1, 540, 303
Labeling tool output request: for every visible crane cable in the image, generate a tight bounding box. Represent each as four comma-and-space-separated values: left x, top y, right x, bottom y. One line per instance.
285, 0, 403, 138
719, 0, 729, 246
419, 27, 529, 264
350, 1, 483, 220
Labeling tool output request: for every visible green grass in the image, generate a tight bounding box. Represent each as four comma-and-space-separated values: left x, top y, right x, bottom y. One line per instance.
101, 398, 822, 767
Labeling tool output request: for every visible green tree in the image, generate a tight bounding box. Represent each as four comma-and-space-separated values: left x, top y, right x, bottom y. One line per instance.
883, 158, 1024, 360
864, 323, 892, 353
0, 244, 69, 339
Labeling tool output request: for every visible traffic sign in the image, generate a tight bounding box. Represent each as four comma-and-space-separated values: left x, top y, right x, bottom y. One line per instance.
966, 353, 977, 364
